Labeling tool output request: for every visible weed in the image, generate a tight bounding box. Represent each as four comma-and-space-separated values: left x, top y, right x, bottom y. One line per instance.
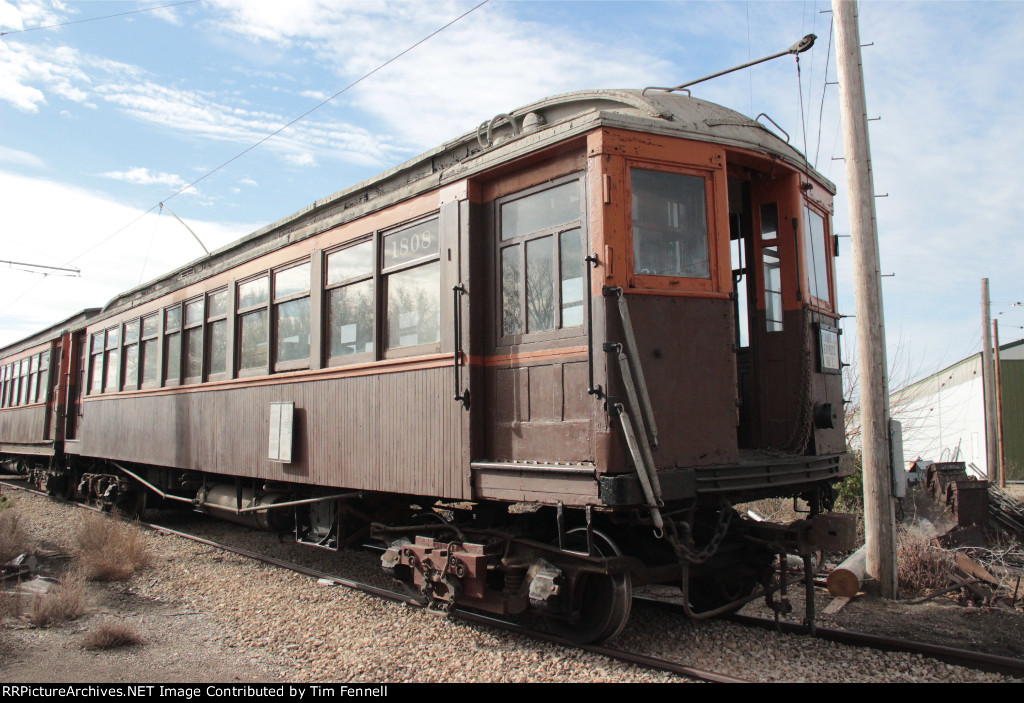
896, 524, 954, 597
0, 507, 32, 563
28, 570, 88, 627
76, 512, 152, 581
82, 620, 144, 650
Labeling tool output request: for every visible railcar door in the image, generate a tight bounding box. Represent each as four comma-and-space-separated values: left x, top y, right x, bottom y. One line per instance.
64, 331, 86, 441
479, 170, 595, 468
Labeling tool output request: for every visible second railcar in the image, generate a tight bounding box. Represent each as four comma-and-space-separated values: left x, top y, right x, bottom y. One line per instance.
1, 89, 854, 641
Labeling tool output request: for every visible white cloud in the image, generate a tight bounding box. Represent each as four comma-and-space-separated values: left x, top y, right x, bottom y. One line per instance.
0, 144, 45, 168
99, 166, 190, 190
0, 170, 260, 347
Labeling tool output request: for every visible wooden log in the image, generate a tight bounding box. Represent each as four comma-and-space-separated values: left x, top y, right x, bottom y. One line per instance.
827, 545, 867, 598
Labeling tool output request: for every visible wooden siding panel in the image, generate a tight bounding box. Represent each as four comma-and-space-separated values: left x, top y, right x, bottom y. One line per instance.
77, 366, 466, 498
0, 406, 49, 446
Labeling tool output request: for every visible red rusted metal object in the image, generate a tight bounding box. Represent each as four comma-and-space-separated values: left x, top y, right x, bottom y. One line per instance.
948, 479, 989, 526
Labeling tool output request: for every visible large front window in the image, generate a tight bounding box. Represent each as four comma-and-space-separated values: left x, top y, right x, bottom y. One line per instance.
631, 168, 709, 279
803, 206, 832, 307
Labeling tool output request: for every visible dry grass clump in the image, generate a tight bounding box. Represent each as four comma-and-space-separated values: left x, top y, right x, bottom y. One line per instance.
28, 570, 88, 627
896, 524, 954, 596
0, 505, 33, 563
75, 512, 152, 581
82, 619, 144, 650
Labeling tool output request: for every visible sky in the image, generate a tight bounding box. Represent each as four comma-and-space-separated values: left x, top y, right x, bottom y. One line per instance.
1, 0, 1022, 389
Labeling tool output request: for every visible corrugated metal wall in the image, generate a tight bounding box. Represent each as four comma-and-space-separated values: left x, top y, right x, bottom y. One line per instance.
1000, 359, 1024, 481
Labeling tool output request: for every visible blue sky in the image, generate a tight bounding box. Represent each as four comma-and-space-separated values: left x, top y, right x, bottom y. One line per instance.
1, 0, 1023, 388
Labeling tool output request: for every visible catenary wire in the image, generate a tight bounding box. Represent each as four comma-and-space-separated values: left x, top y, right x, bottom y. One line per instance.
59, 0, 491, 270
0, 0, 200, 37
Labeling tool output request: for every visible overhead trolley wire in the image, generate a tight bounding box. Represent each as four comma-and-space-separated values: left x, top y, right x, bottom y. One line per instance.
0, 0, 201, 37
60, 0, 491, 270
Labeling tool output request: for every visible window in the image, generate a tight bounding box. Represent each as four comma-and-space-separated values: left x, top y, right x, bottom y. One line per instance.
631, 168, 709, 279
36, 351, 49, 402
89, 331, 104, 394
273, 263, 311, 370
803, 206, 832, 308
164, 305, 182, 386
0, 365, 6, 408
102, 328, 120, 393
237, 275, 269, 374
498, 179, 584, 338
140, 314, 159, 387
122, 319, 140, 391
183, 297, 204, 383
207, 289, 229, 378
27, 354, 38, 403
326, 240, 374, 361
19, 359, 29, 405
384, 218, 440, 352
763, 246, 783, 332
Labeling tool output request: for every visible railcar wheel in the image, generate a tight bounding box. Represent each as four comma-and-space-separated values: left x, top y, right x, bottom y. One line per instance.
558, 528, 633, 644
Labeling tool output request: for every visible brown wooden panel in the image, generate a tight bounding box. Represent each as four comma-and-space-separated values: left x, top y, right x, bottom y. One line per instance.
77, 365, 467, 499
473, 466, 599, 504
0, 405, 48, 445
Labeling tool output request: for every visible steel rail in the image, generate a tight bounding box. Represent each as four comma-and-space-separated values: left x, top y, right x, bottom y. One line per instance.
632, 591, 1024, 679
0, 476, 745, 683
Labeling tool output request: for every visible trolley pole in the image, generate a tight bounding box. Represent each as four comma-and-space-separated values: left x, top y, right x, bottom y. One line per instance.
832, 0, 897, 598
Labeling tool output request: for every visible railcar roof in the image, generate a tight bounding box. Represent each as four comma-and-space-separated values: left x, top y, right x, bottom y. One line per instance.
100, 88, 834, 317
0, 308, 101, 358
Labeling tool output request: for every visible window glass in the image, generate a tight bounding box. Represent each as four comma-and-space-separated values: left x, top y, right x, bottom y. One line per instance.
141, 339, 158, 386
383, 220, 439, 270
387, 262, 440, 349
526, 236, 555, 333
184, 328, 203, 379
501, 181, 580, 241
208, 319, 227, 376
560, 229, 584, 328
106, 328, 120, 349
184, 299, 204, 327
328, 279, 374, 357
764, 246, 783, 332
275, 264, 310, 300
143, 314, 159, 338
501, 246, 522, 336
164, 333, 181, 384
123, 345, 138, 389
38, 352, 49, 401
803, 207, 831, 306
238, 276, 269, 309
239, 310, 269, 370
276, 298, 310, 364
92, 331, 104, 352
90, 354, 102, 394
760, 203, 779, 241
124, 319, 140, 345
327, 241, 373, 284
208, 289, 228, 318
165, 306, 181, 332
631, 169, 709, 278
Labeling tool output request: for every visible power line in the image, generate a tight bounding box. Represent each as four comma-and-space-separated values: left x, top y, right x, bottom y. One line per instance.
63, 0, 491, 269
0, 0, 200, 37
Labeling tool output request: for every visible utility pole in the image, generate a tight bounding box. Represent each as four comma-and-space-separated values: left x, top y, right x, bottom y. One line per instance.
981, 278, 998, 481
993, 318, 1006, 488
832, 0, 897, 598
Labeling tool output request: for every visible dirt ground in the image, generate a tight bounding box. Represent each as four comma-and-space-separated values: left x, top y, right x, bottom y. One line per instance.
2, 482, 1024, 682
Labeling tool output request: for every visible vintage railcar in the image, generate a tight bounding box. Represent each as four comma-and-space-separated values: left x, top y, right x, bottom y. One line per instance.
1, 89, 853, 641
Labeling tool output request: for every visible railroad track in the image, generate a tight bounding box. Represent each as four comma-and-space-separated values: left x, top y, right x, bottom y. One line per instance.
5, 475, 1023, 682
1, 476, 743, 683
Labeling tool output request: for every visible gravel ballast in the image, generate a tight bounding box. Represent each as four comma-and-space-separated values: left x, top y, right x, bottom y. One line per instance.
0, 488, 1020, 683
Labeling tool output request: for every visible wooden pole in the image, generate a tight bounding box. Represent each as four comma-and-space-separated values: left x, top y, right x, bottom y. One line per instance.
994, 319, 1006, 488
833, 0, 897, 598
982, 278, 998, 481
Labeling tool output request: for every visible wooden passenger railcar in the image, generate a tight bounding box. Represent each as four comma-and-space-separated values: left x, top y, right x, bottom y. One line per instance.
1, 90, 853, 640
